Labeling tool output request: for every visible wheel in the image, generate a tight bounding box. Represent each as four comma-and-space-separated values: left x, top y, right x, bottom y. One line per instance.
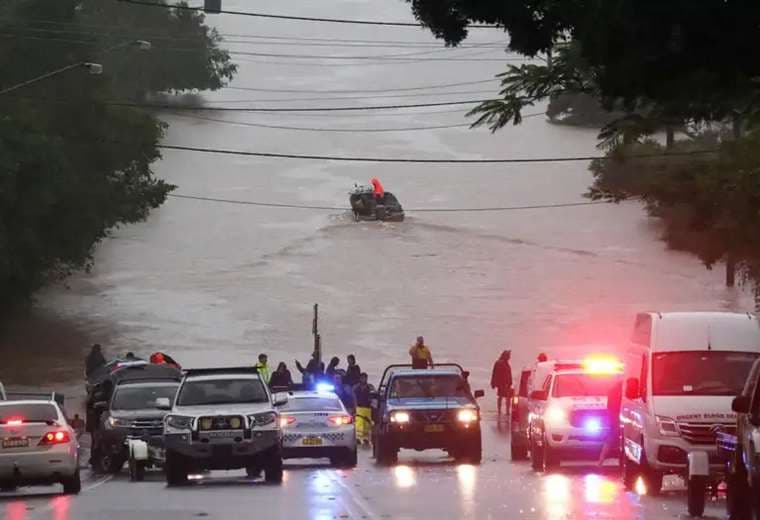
128, 458, 145, 482
511, 437, 529, 461
164, 451, 188, 487
687, 476, 707, 517
622, 455, 639, 491
334, 448, 358, 468
264, 453, 284, 484
375, 435, 397, 466
530, 434, 544, 471
62, 469, 81, 495
640, 452, 663, 496
99, 453, 125, 475
543, 439, 560, 471
246, 466, 261, 478
456, 434, 482, 465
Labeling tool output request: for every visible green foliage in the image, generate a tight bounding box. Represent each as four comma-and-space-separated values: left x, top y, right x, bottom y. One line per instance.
0, 0, 236, 310
588, 131, 760, 279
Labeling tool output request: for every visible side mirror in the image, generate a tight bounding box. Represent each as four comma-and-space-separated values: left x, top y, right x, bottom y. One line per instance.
155, 397, 172, 410
625, 378, 640, 400
473, 389, 485, 399
530, 390, 547, 401
462, 371, 470, 379
732, 395, 751, 414
273, 392, 289, 407
93, 401, 109, 411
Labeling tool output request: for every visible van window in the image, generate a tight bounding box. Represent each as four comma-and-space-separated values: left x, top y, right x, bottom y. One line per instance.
518, 371, 531, 397
632, 314, 652, 346
652, 351, 759, 397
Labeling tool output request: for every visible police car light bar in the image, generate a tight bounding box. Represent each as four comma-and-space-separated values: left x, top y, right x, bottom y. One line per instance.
582, 357, 623, 375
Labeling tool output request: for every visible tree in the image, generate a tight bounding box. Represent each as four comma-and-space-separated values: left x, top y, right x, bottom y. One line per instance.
0, 0, 236, 311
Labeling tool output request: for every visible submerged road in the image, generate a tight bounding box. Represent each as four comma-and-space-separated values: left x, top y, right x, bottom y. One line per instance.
0, 418, 723, 520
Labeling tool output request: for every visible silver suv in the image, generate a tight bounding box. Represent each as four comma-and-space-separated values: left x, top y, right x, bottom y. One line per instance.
159, 368, 287, 485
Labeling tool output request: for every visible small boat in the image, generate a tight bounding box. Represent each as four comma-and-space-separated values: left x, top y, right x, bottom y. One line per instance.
349, 183, 405, 222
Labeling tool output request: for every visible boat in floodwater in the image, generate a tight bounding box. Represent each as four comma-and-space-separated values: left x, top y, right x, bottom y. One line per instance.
349, 182, 405, 222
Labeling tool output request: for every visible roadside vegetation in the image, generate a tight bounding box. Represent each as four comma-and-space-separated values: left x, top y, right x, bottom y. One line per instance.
0, 0, 236, 312
407, 0, 760, 294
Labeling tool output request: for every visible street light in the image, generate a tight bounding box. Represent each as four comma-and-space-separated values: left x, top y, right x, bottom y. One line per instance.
0, 39, 151, 96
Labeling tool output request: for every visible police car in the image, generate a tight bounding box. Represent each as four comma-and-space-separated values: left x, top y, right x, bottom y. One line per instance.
526, 358, 623, 471
280, 386, 357, 467
0, 399, 80, 494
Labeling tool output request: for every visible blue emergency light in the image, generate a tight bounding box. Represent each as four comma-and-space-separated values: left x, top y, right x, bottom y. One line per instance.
315, 382, 335, 393
583, 417, 603, 435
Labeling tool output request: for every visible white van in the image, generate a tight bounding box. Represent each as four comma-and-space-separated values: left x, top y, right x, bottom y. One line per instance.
621, 312, 760, 494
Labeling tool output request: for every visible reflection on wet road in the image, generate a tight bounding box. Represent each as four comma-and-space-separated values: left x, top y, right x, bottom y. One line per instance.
0, 423, 723, 520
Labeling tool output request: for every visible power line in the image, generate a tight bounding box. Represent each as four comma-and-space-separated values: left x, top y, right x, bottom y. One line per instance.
204, 90, 497, 104
154, 143, 717, 164
117, 0, 500, 28
170, 111, 545, 132
167, 193, 614, 212
224, 78, 500, 95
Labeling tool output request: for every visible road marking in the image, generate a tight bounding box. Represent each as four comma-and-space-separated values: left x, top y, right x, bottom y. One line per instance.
325, 469, 381, 520
83, 474, 113, 492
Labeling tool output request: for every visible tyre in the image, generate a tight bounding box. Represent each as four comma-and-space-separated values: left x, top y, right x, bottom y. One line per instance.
640, 452, 663, 496
264, 453, 284, 484
457, 434, 482, 465
726, 457, 751, 520
622, 455, 639, 491
375, 436, 397, 466
687, 476, 707, 518
99, 453, 125, 475
246, 466, 261, 478
335, 447, 358, 468
128, 458, 145, 482
530, 435, 544, 472
511, 438, 529, 461
164, 452, 188, 487
543, 439, 560, 471
62, 469, 82, 495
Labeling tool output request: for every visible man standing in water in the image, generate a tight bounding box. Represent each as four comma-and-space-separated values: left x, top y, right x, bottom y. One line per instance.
409, 336, 433, 369
491, 350, 513, 416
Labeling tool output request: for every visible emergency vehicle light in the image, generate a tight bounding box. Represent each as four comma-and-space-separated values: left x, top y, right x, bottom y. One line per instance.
315, 383, 335, 394
5, 418, 23, 426
582, 357, 623, 375
583, 417, 603, 435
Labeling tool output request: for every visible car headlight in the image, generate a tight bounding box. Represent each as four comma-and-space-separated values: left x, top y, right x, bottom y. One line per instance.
544, 406, 567, 427
107, 417, 130, 428
165, 415, 193, 431
248, 412, 277, 428
656, 415, 679, 437
390, 411, 410, 423
457, 409, 478, 423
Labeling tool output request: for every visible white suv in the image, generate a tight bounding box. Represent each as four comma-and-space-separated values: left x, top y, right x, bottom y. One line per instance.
160, 368, 287, 486
528, 359, 622, 471
0, 400, 80, 494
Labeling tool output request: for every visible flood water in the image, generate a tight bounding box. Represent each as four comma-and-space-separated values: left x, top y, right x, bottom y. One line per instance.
0, 0, 752, 397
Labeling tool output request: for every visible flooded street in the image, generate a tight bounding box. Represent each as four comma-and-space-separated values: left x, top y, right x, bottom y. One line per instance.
1, 0, 752, 392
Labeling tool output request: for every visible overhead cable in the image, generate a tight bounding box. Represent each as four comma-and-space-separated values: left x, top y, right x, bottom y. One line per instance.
116, 0, 500, 28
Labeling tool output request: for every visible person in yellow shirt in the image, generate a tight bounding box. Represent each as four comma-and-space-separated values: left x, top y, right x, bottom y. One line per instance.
409, 336, 433, 369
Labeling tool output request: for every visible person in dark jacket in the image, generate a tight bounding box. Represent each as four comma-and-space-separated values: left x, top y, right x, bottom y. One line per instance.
598, 379, 623, 467
333, 373, 355, 412
325, 357, 341, 378
85, 344, 106, 377
269, 362, 293, 389
296, 351, 325, 386
344, 354, 361, 387
491, 350, 513, 416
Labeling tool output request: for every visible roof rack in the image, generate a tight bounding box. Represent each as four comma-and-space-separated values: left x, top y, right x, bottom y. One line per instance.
378, 363, 465, 390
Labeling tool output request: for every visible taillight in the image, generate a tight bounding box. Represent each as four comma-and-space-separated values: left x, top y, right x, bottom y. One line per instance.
39, 431, 71, 445
328, 415, 353, 426
280, 416, 296, 428
5, 418, 23, 426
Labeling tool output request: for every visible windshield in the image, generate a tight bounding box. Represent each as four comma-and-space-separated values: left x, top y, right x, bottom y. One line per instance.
282, 397, 344, 412
0, 404, 58, 424
112, 384, 179, 410
552, 374, 620, 398
390, 375, 468, 398
177, 378, 269, 406
652, 351, 759, 396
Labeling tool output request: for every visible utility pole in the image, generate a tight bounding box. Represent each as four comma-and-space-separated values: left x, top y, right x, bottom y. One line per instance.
312, 303, 321, 365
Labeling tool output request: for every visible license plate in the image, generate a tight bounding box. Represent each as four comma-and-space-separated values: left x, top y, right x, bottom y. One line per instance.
302, 436, 323, 446
424, 424, 445, 433
2, 437, 29, 448
204, 430, 239, 438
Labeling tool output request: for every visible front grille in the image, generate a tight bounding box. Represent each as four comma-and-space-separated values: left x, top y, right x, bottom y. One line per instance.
569, 410, 609, 428
677, 422, 735, 445
130, 419, 164, 429
199, 416, 245, 431
410, 410, 454, 423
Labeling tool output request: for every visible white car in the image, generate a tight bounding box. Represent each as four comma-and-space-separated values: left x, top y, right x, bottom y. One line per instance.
280, 389, 357, 467
0, 400, 80, 494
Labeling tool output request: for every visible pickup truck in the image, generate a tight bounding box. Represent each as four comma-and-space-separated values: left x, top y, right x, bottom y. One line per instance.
688, 357, 760, 519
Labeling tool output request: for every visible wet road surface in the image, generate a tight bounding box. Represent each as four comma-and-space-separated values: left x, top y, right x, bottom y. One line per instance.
0, 419, 724, 520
